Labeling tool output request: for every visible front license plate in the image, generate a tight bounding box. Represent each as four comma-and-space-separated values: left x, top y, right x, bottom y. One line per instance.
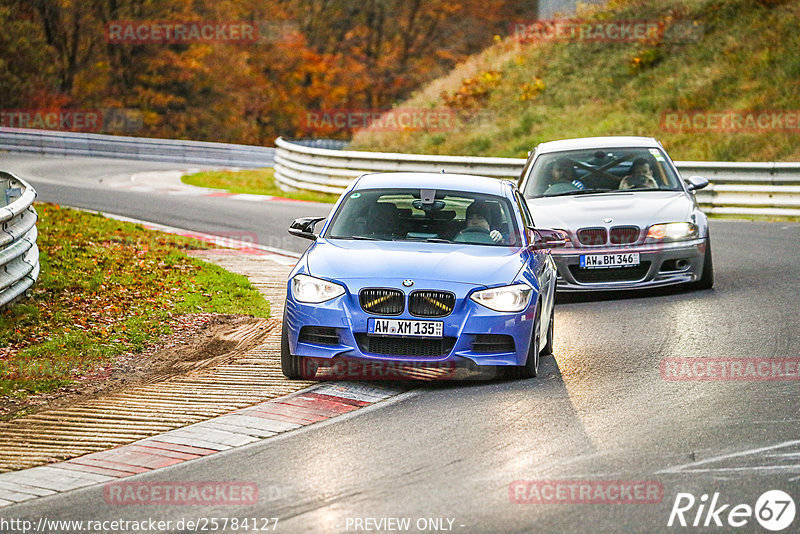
580, 253, 640, 269
368, 318, 443, 338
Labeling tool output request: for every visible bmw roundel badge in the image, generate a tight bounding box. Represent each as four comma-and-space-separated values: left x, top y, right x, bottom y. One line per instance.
402, 279, 414, 287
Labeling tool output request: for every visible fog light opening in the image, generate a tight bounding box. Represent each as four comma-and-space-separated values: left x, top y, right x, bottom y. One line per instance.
661, 259, 691, 272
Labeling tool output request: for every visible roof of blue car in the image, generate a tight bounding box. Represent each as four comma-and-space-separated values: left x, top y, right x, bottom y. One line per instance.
353, 172, 512, 196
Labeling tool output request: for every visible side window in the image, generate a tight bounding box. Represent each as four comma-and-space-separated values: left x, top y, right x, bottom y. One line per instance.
514, 191, 535, 228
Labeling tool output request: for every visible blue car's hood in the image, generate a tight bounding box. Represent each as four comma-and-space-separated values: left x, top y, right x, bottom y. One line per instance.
306, 239, 526, 288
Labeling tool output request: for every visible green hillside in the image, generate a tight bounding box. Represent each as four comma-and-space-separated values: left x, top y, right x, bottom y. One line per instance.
350, 0, 800, 161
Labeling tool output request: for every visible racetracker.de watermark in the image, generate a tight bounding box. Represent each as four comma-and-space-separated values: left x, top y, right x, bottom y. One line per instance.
177, 231, 301, 255
661, 110, 800, 133
510, 19, 703, 43
201, 231, 259, 251
302, 108, 458, 133
509, 480, 663, 504
1, 108, 143, 133
661, 358, 800, 381
106, 20, 298, 44
302, 358, 457, 381
103, 481, 258, 506
0, 517, 279, 533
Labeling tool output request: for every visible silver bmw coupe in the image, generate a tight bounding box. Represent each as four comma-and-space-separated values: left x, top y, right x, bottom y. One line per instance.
519, 136, 713, 292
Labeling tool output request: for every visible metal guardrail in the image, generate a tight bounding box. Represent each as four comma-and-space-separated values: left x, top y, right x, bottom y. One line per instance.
0, 127, 275, 168
274, 138, 800, 217
273, 137, 526, 194
1, 129, 797, 217
672, 162, 800, 217
292, 139, 349, 150
0, 172, 39, 309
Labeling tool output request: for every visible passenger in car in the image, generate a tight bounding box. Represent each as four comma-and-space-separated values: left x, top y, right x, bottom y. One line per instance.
353, 202, 402, 239
619, 158, 659, 190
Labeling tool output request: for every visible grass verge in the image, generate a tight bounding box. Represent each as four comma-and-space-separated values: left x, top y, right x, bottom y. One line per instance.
182, 167, 339, 203
707, 213, 800, 223
0, 203, 271, 400
350, 0, 800, 162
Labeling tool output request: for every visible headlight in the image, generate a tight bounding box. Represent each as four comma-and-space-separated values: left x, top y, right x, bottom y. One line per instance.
646, 222, 698, 242
470, 284, 533, 312
292, 274, 345, 303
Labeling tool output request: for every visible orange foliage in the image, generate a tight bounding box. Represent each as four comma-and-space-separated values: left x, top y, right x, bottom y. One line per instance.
0, 0, 537, 143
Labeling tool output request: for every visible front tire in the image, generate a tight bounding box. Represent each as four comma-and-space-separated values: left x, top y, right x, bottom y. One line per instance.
281, 311, 316, 379
517, 307, 541, 379
693, 235, 714, 290
540, 304, 554, 356
280, 319, 301, 379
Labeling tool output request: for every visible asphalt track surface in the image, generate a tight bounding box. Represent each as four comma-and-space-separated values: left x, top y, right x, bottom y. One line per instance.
0, 154, 331, 255
2, 154, 800, 533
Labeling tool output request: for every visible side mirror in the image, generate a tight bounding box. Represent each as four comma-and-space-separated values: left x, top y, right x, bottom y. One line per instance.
684, 175, 709, 191
289, 217, 325, 240
529, 228, 568, 250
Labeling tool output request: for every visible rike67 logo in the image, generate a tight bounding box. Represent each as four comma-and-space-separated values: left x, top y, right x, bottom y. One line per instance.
668, 490, 796, 531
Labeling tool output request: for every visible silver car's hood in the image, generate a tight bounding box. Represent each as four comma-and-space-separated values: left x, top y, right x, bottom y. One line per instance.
527, 191, 693, 229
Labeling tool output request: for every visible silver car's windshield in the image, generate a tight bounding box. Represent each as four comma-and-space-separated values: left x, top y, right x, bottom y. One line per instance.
523, 148, 683, 199
325, 188, 522, 246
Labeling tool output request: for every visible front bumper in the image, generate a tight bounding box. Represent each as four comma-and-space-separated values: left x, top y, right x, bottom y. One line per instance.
284, 287, 538, 368
550, 238, 707, 291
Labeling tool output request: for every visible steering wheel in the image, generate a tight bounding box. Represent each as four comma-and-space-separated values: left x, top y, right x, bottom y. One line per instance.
544, 182, 580, 195
461, 226, 490, 234
455, 226, 495, 244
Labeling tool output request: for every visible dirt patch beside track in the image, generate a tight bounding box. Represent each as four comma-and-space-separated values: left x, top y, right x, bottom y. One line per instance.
1, 314, 274, 420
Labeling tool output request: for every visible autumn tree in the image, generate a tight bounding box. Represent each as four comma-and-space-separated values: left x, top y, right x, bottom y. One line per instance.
0, 0, 538, 143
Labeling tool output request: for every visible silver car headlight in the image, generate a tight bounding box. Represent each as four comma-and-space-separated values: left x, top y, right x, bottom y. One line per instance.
470, 284, 532, 312
646, 222, 698, 242
292, 274, 345, 303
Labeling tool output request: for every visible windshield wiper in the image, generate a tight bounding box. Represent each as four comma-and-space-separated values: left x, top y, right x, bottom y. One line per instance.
403, 236, 452, 243
334, 235, 379, 241
546, 188, 611, 197
604, 188, 674, 193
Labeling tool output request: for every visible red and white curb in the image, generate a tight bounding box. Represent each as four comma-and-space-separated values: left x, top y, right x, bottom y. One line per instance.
0, 383, 404, 507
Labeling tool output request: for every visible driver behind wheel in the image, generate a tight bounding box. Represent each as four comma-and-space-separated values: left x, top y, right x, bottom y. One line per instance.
550, 158, 585, 190
454, 201, 504, 244
542, 158, 586, 195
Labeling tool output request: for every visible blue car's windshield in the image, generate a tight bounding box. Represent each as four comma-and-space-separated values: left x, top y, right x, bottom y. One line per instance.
325, 188, 522, 246
523, 147, 684, 199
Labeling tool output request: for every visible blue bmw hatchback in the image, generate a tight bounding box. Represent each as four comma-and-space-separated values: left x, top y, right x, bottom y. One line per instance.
282, 172, 564, 380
